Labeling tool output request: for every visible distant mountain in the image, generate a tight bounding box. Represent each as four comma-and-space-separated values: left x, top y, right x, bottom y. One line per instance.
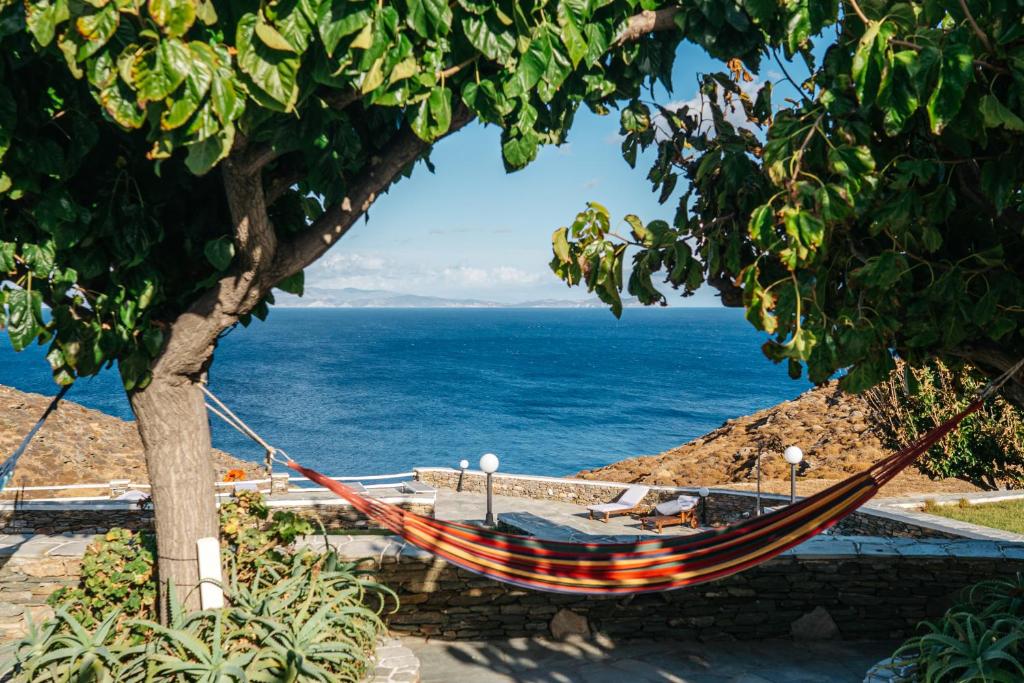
276, 287, 643, 309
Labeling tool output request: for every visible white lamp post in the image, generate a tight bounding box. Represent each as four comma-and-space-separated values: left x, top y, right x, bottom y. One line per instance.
698, 487, 710, 526
479, 453, 500, 526
783, 446, 804, 504
457, 459, 469, 492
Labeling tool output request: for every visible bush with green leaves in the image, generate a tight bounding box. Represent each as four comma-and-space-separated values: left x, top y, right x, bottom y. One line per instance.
866, 360, 1024, 490
892, 574, 1024, 682
46, 527, 157, 631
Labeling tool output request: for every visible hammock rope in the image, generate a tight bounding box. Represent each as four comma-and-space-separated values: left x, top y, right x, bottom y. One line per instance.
200, 362, 1023, 595
0, 384, 71, 491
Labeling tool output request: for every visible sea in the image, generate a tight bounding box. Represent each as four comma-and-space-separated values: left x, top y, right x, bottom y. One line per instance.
0, 308, 809, 477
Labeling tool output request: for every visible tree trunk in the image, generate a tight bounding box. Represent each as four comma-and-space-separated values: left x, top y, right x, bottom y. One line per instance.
129, 373, 218, 620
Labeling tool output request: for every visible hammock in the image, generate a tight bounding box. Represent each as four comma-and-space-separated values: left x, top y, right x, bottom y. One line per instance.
201, 379, 1006, 596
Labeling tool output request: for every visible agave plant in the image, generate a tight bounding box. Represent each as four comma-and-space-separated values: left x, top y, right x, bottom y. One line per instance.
966, 574, 1024, 619
895, 611, 1024, 682
2, 608, 141, 683
139, 610, 257, 682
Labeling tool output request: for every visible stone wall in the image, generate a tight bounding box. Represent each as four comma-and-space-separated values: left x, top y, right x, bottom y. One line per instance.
0, 499, 434, 535
370, 537, 1024, 642
4, 533, 1022, 644
832, 510, 962, 539
0, 537, 87, 641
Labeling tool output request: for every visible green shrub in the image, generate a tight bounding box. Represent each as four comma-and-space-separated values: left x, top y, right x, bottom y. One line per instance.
866, 360, 1024, 489
10, 491, 396, 681
892, 574, 1024, 682
46, 527, 156, 630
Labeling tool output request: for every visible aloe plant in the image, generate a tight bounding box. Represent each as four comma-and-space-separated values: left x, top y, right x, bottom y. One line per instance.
892, 575, 1024, 683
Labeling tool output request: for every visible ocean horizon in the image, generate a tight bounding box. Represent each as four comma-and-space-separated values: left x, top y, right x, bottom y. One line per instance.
0, 307, 809, 478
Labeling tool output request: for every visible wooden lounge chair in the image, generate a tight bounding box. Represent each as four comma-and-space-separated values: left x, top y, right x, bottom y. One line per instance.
587, 485, 650, 522
640, 495, 700, 533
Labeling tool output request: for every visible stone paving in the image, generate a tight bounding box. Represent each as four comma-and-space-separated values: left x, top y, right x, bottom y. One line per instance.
404, 636, 895, 683
433, 490, 703, 542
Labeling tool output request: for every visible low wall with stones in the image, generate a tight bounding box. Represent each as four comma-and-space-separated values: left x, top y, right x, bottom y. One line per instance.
0, 496, 434, 535
414, 468, 966, 539
0, 536, 85, 641
353, 535, 1024, 642
4, 533, 1023, 645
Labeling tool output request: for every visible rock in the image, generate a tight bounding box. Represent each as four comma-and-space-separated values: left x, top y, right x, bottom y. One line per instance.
790, 606, 840, 641
0, 385, 261, 496
549, 608, 590, 640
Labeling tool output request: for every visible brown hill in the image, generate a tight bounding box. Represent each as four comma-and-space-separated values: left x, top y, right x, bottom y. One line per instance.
0, 384, 262, 496
578, 381, 983, 498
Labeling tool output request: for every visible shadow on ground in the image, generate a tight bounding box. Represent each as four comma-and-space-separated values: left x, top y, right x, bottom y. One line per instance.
405, 635, 895, 683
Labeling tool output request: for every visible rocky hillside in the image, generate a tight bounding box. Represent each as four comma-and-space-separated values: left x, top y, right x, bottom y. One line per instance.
0, 384, 263, 494
578, 381, 982, 498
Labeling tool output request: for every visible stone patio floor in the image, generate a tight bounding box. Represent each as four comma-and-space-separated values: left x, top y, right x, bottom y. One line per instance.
405, 635, 894, 683
433, 490, 704, 542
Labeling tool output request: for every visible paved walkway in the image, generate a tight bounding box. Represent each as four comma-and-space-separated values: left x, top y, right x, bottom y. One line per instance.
405, 636, 893, 683
434, 490, 703, 542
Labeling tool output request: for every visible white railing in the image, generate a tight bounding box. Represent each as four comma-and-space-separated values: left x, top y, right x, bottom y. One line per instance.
286, 472, 415, 483
0, 471, 418, 500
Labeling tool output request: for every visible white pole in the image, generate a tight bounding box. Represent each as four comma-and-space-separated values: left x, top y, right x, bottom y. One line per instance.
196, 537, 224, 609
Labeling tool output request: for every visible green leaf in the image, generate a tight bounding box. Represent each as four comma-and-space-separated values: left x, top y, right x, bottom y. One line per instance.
462, 15, 515, 62
318, 3, 370, 57
552, 227, 571, 263
148, 0, 196, 38
255, 18, 297, 53
99, 79, 146, 129
557, 1, 587, 68
185, 124, 234, 175
404, 0, 450, 37
0, 243, 14, 272
275, 271, 304, 295
851, 21, 882, 106
236, 13, 300, 110
979, 95, 1024, 131
160, 55, 213, 130
748, 204, 775, 246
203, 236, 235, 270
926, 41, 974, 134
408, 86, 452, 141
504, 34, 550, 98
132, 39, 191, 103
75, 4, 119, 61
5, 288, 45, 351
25, 0, 69, 47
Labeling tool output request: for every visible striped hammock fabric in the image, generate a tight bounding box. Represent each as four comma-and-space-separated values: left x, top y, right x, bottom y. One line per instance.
282, 399, 982, 595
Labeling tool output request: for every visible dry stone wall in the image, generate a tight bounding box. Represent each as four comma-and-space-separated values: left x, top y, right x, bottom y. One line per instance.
372, 538, 1024, 642
0, 499, 434, 535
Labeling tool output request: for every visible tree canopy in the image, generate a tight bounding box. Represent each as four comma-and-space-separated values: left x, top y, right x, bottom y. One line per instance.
0, 0, 696, 390
553, 0, 1024, 404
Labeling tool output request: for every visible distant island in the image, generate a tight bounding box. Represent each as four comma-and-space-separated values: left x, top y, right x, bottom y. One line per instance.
276, 286, 649, 309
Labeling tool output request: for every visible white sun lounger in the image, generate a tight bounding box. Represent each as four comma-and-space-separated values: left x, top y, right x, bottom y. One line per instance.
587, 485, 650, 522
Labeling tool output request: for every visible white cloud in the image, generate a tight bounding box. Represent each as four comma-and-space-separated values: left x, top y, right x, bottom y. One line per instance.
306, 250, 543, 295
655, 77, 766, 141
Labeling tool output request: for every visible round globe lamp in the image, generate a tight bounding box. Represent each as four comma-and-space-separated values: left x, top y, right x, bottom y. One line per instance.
783, 446, 803, 504
480, 453, 500, 526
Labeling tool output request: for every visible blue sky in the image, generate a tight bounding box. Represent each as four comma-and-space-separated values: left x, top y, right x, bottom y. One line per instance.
304, 42, 788, 305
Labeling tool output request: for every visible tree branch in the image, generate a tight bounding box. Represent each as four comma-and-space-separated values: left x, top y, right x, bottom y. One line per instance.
269, 106, 475, 282
616, 8, 682, 45
949, 343, 1024, 410
958, 0, 993, 53
150, 160, 278, 381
